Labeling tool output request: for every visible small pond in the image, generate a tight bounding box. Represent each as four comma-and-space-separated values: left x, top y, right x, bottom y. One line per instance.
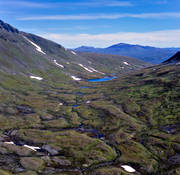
88, 76, 117, 82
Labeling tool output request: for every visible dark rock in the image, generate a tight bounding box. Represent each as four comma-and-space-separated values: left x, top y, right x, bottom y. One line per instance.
42, 145, 59, 156
16, 105, 34, 114
14, 140, 25, 146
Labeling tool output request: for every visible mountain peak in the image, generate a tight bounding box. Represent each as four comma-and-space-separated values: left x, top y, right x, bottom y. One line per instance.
78, 46, 95, 49
0, 20, 19, 33
107, 43, 130, 48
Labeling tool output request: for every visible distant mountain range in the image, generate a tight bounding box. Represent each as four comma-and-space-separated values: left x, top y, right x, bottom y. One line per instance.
74, 43, 180, 64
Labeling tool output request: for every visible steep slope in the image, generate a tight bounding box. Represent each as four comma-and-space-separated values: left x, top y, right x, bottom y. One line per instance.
0, 20, 92, 79
163, 51, 180, 64
75, 43, 179, 64
0, 20, 151, 82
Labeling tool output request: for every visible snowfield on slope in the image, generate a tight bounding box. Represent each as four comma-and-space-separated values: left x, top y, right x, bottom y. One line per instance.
89, 67, 105, 75
4, 141, 41, 152
54, 60, 64, 68
123, 61, 130, 65
71, 76, 81, 81
78, 64, 93, 72
71, 51, 77, 55
78, 64, 105, 74
4, 141, 14, 145
23, 36, 46, 54
30, 76, 43, 80
24, 145, 41, 151
121, 165, 136, 173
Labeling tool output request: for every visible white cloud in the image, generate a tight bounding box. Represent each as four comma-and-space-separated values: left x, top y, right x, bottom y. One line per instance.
73, 1, 132, 7
17, 12, 180, 21
0, 0, 132, 8
0, 1, 50, 8
39, 30, 180, 48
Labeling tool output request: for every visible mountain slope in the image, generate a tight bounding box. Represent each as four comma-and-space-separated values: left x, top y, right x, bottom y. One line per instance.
0, 20, 151, 82
75, 43, 179, 64
163, 51, 180, 64
0, 20, 91, 78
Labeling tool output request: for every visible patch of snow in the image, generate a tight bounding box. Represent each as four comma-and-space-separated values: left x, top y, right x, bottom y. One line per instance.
4, 141, 15, 145
71, 76, 81, 81
83, 164, 88, 167
59, 103, 63, 106
89, 67, 105, 75
121, 165, 136, 173
23, 36, 46, 55
3, 141, 41, 152
24, 145, 41, 152
30, 76, 43, 81
120, 66, 124, 69
66, 62, 70, 64
78, 64, 105, 74
54, 60, 64, 68
71, 51, 77, 55
78, 64, 93, 72
86, 101, 91, 104
123, 62, 130, 66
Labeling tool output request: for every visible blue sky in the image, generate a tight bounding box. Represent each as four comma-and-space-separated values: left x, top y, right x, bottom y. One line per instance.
0, 0, 180, 48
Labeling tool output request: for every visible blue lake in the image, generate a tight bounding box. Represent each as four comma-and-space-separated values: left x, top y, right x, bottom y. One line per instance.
88, 76, 117, 82
73, 105, 80, 107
